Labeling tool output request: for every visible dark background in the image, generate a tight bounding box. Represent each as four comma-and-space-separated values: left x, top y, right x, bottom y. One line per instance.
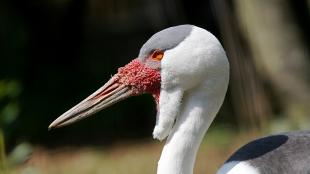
1, 0, 309, 152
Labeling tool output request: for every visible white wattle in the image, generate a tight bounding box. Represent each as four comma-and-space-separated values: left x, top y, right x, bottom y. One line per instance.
153, 89, 183, 141
154, 26, 230, 174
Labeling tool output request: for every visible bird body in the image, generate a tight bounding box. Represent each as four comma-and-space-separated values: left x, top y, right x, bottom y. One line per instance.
218, 131, 310, 174
49, 25, 310, 174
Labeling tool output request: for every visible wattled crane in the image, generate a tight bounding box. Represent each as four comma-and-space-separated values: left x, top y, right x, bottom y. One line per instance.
49, 25, 310, 174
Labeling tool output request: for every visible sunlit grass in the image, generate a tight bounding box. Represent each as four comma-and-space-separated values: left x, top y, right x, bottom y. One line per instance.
11, 128, 262, 174
10, 118, 309, 174
13, 142, 161, 174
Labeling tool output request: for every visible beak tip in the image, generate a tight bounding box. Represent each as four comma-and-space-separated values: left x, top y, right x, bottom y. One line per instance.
48, 123, 56, 131
48, 120, 61, 130
47, 76, 133, 131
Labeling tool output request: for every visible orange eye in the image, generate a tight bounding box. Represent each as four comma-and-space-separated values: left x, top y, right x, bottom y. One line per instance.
151, 50, 164, 61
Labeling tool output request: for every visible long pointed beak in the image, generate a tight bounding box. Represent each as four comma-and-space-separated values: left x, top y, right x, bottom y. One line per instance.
49, 76, 134, 129
49, 58, 161, 130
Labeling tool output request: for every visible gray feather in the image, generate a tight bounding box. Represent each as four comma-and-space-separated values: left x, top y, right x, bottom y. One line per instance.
138, 25, 193, 59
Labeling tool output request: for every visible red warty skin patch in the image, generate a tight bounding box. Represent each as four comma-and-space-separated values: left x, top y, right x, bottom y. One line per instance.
116, 59, 161, 105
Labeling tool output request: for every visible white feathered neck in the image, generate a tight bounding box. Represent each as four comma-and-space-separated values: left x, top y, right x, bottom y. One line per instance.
153, 26, 229, 174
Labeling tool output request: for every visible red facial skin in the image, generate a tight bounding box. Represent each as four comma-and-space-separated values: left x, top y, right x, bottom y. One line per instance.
115, 58, 161, 105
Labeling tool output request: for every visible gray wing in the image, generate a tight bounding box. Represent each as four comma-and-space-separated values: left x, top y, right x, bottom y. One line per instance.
225, 130, 310, 174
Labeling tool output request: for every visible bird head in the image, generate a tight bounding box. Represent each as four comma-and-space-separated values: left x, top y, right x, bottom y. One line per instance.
49, 25, 228, 133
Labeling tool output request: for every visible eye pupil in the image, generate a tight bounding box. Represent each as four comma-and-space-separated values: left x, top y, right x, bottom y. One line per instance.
151, 50, 164, 61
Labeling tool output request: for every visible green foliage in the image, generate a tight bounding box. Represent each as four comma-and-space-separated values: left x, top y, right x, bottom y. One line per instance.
0, 80, 21, 129
204, 124, 236, 147
8, 143, 32, 166
0, 130, 8, 174
0, 80, 22, 173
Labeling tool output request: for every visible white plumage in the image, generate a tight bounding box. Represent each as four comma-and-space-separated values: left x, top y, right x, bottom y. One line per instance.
217, 161, 260, 174
154, 26, 229, 174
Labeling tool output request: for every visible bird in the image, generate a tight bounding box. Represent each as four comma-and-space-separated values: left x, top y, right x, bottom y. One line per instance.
49, 25, 310, 174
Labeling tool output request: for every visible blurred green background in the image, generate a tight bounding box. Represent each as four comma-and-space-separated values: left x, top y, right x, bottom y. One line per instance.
0, 0, 309, 173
